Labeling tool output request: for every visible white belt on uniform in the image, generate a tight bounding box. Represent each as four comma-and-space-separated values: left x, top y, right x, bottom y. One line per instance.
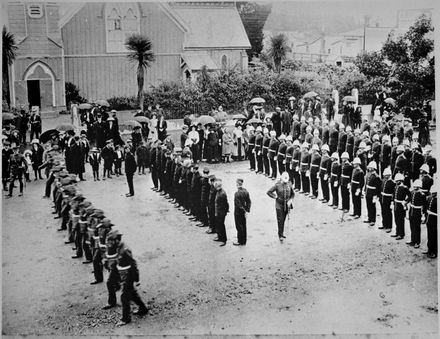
117, 265, 131, 271
366, 185, 376, 189
351, 181, 360, 184
341, 174, 350, 178
408, 204, 422, 209
427, 210, 437, 216
311, 164, 319, 167
394, 200, 406, 204
381, 192, 393, 196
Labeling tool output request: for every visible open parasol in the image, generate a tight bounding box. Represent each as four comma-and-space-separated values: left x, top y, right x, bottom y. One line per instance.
232, 113, 247, 120
196, 115, 216, 125
95, 99, 110, 107
343, 95, 356, 102
133, 116, 149, 123
249, 97, 266, 104
303, 91, 318, 99
40, 129, 59, 143
384, 98, 396, 106
55, 123, 75, 132
78, 103, 92, 110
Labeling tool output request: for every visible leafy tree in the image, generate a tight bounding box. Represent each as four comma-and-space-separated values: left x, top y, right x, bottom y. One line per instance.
236, 2, 272, 59
267, 33, 290, 73
381, 15, 434, 106
2, 26, 18, 107
65, 82, 87, 107
354, 51, 390, 79
125, 34, 155, 111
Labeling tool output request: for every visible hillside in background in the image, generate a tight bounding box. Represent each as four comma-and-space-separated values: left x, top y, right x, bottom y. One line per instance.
264, 0, 435, 35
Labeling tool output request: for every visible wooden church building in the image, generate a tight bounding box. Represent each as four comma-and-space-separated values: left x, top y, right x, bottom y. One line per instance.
5, 1, 251, 115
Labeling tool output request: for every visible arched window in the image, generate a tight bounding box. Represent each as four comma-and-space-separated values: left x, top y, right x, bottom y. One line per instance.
105, 3, 140, 53
221, 55, 227, 70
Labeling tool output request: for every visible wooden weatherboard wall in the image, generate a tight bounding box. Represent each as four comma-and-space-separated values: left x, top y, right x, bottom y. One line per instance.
62, 2, 184, 101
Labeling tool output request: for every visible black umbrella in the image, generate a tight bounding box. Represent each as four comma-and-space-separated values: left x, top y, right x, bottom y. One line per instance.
40, 129, 59, 143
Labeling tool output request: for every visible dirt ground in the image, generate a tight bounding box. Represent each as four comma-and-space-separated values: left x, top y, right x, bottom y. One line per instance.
2, 154, 438, 336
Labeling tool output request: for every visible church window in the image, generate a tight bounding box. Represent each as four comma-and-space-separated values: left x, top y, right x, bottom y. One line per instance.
105, 4, 140, 53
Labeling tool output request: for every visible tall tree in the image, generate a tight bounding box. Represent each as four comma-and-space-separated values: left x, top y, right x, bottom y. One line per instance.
2, 26, 18, 107
125, 34, 155, 111
381, 15, 434, 106
236, 2, 272, 59
267, 33, 290, 73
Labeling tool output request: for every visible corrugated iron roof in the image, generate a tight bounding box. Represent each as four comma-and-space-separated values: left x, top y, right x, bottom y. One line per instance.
181, 51, 218, 70
173, 5, 251, 49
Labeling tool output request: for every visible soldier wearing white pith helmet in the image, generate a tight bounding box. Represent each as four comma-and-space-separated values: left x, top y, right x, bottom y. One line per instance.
292, 140, 302, 191
329, 152, 341, 209
423, 144, 436, 176
247, 126, 256, 171
299, 116, 308, 142
380, 135, 392, 176
268, 130, 279, 180
390, 136, 400, 173
369, 134, 381, 166
291, 114, 301, 141
321, 118, 330, 145
277, 134, 288, 175
393, 144, 410, 186
285, 136, 294, 182
379, 167, 396, 232
410, 141, 424, 181
356, 141, 368, 173
364, 161, 382, 226
337, 123, 347, 157
309, 144, 321, 199
299, 142, 311, 195
262, 128, 271, 176
340, 152, 353, 212
311, 128, 322, 149
392, 173, 410, 240
254, 126, 264, 173
350, 157, 365, 219
419, 164, 433, 194
319, 144, 331, 203
352, 128, 362, 160
423, 182, 437, 258
406, 179, 426, 249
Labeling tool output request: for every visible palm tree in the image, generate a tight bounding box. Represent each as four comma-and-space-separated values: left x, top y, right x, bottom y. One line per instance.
267, 33, 290, 73
125, 34, 155, 111
2, 26, 18, 107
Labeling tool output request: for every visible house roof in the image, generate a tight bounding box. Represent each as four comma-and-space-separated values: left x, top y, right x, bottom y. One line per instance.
181, 51, 218, 70
172, 3, 251, 49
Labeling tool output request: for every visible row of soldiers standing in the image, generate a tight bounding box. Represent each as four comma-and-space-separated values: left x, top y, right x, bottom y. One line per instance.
245, 116, 437, 258
46, 163, 149, 326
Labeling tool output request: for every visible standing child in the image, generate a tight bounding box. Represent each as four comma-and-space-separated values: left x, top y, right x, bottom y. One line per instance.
136, 141, 148, 175
88, 147, 101, 181
114, 145, 124, 176
23, 148, 33, 182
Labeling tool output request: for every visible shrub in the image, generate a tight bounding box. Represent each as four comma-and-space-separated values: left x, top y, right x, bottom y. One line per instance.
65, 82, 87, 108
107, 96, 138, 111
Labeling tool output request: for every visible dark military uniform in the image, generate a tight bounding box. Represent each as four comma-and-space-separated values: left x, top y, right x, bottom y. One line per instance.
319, 153, 331, 202
340, 161, 353, 211
262, 135, 271, 176
2, 147, 13, 191
337, 130, 347, 157
292, 120, 301, 141
350, 167, 365, 217
393, 184, 410, 238
277, 142, 287, 175
208, 183, 217, 233
150, 146, 158, 189
424, 154, 436, 177
255, 133, 264, 173
380, 178, 396, 231
215, 188, 229, 243
234, 186, 251, 245
421, 174, 434, 195
8, 152, 28, 196
364, 172, 382, 224
269, 138, 280, 179
380, 143, 391, 175
394, 153, 410, 187
300, 149, 310, 194
117, 242, 149, 323
390, 145, 398, 173
329, 127, 339, 154
191, 170, 202, 219
410, 150, 424, 181
425, 193, 437, 257
330, 160, 341, 207
248, 133, 256, 170
345, 133, 354, 161
200, 175, 210, 226
322, 125, 329, 145
267, 180, 295, 238
292, 147, 301, 190
285, 144, 294, 183
309, 152, 321, 198
353, 135, 362, 160
408, 190, 426, 246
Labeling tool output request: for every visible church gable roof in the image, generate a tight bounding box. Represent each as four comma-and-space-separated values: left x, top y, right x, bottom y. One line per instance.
171, 2, 251, 49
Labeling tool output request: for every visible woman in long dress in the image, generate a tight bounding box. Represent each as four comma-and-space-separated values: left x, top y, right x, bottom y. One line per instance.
222, 129, 234, 163
149, 114, 158, 141
232, 125, 245, 161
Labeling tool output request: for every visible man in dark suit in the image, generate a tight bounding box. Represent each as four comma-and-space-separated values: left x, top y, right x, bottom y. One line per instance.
213, 179, 229, 246
233, 178, 251, 246
29, 109, 42, 141
124, 146, 137, 197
